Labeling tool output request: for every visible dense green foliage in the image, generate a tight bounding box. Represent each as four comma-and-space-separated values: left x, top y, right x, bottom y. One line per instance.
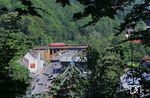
58, 0, 150, 46
0, 0, 122, 45
50, 63, 89, 98
0, 12, 31, 97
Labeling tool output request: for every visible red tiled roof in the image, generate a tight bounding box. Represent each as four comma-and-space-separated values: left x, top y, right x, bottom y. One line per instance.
128, 40, 142, 43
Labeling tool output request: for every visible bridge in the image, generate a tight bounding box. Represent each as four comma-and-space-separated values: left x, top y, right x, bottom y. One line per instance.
33, 44, 88, 60
34, 45, 88, 50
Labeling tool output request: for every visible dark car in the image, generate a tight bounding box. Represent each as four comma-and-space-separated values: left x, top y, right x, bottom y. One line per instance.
47, 78, 53, 81
48, 75, 53, 78
43, 73, 49, 76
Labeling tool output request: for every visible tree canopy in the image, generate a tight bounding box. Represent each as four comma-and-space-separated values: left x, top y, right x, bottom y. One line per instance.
0, 0, 41, 97
57, 0, 150, 46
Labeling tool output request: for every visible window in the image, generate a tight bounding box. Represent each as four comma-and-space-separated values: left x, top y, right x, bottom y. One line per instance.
30, 63, 35, 68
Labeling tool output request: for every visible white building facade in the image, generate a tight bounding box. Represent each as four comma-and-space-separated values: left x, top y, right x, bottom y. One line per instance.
20, 51, 44, 73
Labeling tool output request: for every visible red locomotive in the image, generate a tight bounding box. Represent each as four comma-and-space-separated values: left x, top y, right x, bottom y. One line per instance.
49, 42, 65, 47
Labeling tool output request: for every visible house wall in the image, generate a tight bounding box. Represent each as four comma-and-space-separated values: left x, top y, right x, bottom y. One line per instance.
24, 53, 38, 73
37, 52, 44, 72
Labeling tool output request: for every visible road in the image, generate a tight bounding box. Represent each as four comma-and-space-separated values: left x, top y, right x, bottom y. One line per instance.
28, 50, 80, 96
31, 62, 60, 95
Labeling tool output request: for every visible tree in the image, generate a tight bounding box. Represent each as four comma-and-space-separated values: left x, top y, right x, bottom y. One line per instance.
0, 12, 31, 97
87, 44, 130, 98
56, 0, 132, 25
57, 0, 150, 46
0, 0, 43, 97
49, 62, 89, 98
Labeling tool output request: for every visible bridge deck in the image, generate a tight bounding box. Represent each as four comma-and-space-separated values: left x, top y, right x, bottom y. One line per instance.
34, 45, 88, 50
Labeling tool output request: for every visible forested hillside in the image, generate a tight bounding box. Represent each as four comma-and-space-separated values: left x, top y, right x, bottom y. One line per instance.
0, 0, 119, 45
21, 0, 118, 46
1, 0, 149, 54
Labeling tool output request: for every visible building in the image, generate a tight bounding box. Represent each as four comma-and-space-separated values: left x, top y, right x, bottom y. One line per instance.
33, 42, 88, 60
140, 55, 150, 68
19, 50, 44, 73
